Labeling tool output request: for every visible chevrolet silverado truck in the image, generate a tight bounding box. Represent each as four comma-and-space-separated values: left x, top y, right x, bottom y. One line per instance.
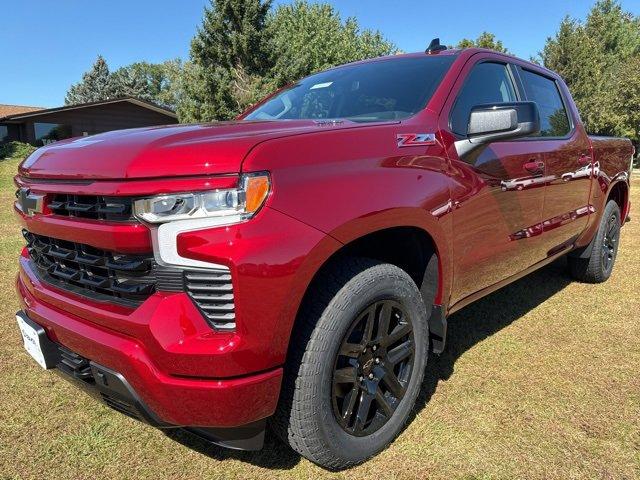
14, 41, 633, 470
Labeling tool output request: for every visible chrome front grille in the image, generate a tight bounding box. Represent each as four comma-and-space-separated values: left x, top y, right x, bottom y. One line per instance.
184, 270, 236, 330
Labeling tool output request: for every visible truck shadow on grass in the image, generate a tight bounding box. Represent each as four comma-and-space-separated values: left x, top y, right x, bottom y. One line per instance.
165, 258, 573, 470
414, 257, 573, 414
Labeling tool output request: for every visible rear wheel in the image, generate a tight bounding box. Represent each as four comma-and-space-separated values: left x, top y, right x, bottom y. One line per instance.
569, 200, 621, 283
272, 258, 429, 470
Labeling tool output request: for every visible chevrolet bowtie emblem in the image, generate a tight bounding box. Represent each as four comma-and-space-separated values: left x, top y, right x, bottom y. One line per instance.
17, 188, 45, 216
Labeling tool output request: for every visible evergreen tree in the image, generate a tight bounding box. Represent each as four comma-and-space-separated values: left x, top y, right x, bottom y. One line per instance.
456, 32, 510, 53
65, 55, 113, 105
180, 0, 396, 122
540, 0, 640, 145
184, 0, 272, 122
66, 57, 181, 109
265, 1, 397, 87
109, 65, 152, 101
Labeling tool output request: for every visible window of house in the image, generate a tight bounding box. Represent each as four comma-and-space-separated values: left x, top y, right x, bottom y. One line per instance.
34, 123, 72, 146
0, 125, 8, 143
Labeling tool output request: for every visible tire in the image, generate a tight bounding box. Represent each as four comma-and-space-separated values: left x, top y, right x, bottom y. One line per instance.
272, 257, 429, 470
569, 200, 621, 283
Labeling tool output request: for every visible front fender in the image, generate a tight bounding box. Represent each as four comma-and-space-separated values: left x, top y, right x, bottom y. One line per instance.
242, 120, 455, 311
322, 206, 453, 305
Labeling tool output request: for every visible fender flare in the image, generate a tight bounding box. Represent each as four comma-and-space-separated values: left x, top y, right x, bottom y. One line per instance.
281, 207, 453, 355
572, 177, 629, 259
325, 206, 453, 306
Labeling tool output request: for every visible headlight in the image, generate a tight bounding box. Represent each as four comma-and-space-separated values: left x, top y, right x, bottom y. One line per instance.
134, 172, 270, 224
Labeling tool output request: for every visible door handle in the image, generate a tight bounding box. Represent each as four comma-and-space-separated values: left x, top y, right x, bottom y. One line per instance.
523, 160, 544, 174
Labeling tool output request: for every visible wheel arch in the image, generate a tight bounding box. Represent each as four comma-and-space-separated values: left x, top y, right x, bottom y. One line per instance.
607, 179, 630, 222
572, 177, 629, 260
281, 217, 451, 364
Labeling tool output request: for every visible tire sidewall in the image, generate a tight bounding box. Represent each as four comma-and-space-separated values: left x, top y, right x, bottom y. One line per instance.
597, 201, 621, 279
309, 265, 428, 464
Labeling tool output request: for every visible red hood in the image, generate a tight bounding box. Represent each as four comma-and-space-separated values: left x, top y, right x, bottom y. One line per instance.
19, 119, 377, 180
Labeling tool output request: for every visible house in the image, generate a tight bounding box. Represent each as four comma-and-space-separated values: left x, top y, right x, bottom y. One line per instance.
0, 98, 178, 146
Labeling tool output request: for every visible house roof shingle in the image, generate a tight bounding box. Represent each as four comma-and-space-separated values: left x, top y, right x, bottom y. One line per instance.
0, 104, 44, 118
0, 97, 176, 121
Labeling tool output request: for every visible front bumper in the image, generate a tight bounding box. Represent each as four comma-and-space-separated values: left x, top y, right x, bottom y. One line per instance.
16, 268, 283, 433
14, 182, 339, 448
16, 311, 269, 450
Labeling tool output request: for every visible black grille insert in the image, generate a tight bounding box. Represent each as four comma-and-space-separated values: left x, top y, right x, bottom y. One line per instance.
184, 270, 235, 330
24, 230, 156, 305
53, 344, 151, 423
49, 194, 134, 222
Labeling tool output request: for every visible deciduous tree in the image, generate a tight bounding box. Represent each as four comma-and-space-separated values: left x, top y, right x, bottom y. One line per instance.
456, 32, 510, 53
111, 60, 183, 110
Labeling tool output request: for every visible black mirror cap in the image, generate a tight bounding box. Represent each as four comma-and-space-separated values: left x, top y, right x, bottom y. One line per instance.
455, 102, 540, 159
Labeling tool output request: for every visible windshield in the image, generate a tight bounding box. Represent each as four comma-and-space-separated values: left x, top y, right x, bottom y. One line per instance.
244, 56, 456, 123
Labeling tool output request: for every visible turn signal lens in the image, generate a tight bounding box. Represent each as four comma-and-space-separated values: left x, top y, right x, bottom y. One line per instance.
243, 174, 270, 214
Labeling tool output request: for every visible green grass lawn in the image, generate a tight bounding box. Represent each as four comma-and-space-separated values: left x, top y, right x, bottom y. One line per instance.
0, 156, 638, 479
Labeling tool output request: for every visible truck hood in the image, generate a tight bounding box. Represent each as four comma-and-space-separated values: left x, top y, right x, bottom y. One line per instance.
20, 119, 377, 180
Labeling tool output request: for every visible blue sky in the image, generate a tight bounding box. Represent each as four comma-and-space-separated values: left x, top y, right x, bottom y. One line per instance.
2, 0, 639, 107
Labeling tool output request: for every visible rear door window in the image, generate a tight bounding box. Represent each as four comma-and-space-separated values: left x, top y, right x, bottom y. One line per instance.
520, 69, 571, 137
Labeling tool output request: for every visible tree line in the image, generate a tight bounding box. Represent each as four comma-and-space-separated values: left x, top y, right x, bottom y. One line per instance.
66, 0, 639, 150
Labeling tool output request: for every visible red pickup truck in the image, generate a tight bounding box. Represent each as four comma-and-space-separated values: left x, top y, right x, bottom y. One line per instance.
14, 43, 633, 469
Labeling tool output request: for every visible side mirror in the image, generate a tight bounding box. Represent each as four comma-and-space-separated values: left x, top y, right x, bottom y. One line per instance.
454, 101, 540, 159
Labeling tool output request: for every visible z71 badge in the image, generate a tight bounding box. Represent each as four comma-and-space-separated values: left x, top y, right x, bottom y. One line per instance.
396, 133, 437, 147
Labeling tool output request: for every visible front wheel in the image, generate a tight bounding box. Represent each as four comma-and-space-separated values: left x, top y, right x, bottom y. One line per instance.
272, 258, 429, 470
569, 200, 621, 283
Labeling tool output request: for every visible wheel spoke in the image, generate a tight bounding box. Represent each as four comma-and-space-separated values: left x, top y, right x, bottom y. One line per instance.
354, 390, 374, 433
387, 339, 413, 365
382, 322, 412, 348
375, 389, 396, 417
334, 365, 358, 384
361, 305, 376, 344
380, 363, 406, 399
341, 386, 359, 424
340, 342, 363, 358
375, 302, 392, 343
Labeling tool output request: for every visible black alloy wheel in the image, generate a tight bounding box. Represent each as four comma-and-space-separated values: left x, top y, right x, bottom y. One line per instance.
568, 200, 621, 283
332, 300, 415, 436
272, 258, 430, 470
601, 212, 619, 273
